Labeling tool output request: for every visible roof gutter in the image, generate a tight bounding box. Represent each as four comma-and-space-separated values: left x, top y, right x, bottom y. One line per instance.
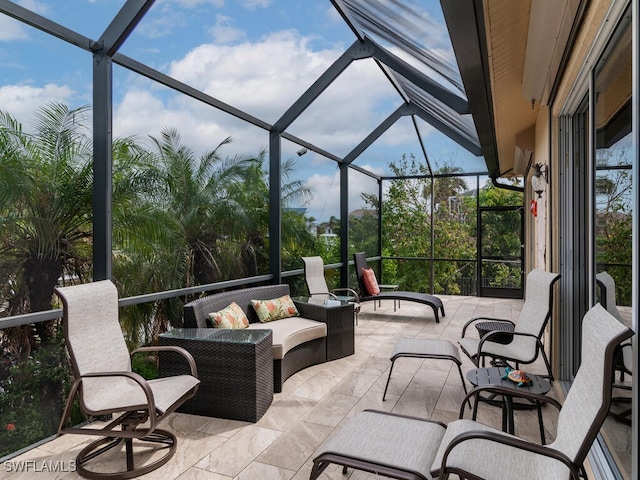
491, 176, 524, 193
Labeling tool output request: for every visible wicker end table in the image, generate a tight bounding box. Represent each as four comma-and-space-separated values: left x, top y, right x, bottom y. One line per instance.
293, 297, 355, 361
159, 328, 273, 422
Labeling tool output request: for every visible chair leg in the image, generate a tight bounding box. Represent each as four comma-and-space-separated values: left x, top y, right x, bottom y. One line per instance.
537, 401, 546, 444
76, 429, 177, 480
455, 362, 472, 408
540, 342, 554, 381
382, 360, 396, 401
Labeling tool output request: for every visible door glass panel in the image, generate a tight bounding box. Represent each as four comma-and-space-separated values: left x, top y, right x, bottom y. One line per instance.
593, 5, 633, 477
479, 208, 523, 298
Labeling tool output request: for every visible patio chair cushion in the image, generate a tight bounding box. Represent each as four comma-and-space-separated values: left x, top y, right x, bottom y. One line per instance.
208, 302, 249, 329
430, 419, 572, 478
247, 317, 326, 360
361, 267, 380, 295
251, 294, 300, 322
84, 375, 201, 415
319, 410, 446, 479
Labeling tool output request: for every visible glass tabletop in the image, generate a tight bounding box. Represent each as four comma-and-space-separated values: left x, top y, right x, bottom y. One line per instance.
160, 328, 271, 344
292, 296, 351, 307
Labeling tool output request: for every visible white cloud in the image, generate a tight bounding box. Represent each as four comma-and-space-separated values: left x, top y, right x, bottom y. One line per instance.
240, 0, 271, 9
173, 0, 224, 7
208, 14, 245, 44
0, 16, 29, 41
135, 4, 187, 39
165, 31, 397, 153
112, 85, 268, 157
0, 84, 74, 129
18, 0, 49, 15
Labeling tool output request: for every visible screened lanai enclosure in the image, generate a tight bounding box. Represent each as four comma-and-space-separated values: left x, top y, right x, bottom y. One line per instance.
1, 1, 635, 477
0, 0, 531, 458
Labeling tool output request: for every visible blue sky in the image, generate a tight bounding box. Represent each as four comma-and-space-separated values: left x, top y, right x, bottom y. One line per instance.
0, 0, 487, 221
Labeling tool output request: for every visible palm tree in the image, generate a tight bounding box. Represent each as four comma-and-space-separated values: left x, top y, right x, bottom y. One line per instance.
0, 103, 94, 345
229, 155, 314, 275
111, 128, 264, 340
431, 164, 468, 211
146, 128, 258, 287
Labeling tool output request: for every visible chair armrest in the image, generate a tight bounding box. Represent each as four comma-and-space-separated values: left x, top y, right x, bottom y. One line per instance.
71, 370, 159, 433
132, 345, 199, 379
309, 291, 337, 299
331, 288, 360, 303
476, 330, 541, 358
438, 430, 580, 480
461, 317, 515, 337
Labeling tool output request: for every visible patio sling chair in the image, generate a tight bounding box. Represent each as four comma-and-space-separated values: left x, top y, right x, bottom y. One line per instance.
55, 280, 200, 480
597, 271, 633, 425
310, 303, 634, 480
458, 269, 560, 380
302, 256, 360, 323
353, 252, 445, 323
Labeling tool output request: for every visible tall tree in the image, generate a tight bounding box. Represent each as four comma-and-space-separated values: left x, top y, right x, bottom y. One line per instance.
0, 103, 94, 345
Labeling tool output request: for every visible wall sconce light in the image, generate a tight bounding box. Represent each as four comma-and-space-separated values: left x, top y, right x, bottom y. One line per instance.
296, 148, 308, 156
531, 163, 548, 198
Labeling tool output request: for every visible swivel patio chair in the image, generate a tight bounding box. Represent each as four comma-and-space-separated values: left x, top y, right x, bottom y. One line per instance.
353, 252, 445, 322
458, 269, 560, 380
302, 256, 360, 324
56, 280, 200, 479
310, 303, 634, 480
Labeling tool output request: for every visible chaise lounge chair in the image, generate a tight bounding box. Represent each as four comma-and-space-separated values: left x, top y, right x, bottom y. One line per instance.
310, 303, 634, 480
353, 252, 445, 323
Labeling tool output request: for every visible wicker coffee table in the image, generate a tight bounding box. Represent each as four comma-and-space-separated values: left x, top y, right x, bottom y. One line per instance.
293, 297, 355, 361
159, 328, 273, 422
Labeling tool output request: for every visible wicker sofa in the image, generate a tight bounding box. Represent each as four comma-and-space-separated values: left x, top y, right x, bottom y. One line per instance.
183, 284, 329, 393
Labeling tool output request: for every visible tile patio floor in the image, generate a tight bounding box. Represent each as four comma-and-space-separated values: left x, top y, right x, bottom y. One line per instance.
4, 295, 568, 479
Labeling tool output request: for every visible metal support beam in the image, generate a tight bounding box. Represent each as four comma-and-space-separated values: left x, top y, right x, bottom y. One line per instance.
280, 132, 343, 163
96, 0, 156, 56
273, 40, 372, 133
412, 115, 433, 176
330, 0, 367, 41
378, 178, 383, 258
413, 108, 482, 156
339, 164, 350, 286
269, 130, 282, 284
0, 0, 93, 50
92, 52, 113, 281
344, 104, 410, 164
364, 37, 470, 114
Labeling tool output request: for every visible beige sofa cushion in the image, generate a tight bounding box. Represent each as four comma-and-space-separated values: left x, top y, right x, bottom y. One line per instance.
247, 317, 326, 360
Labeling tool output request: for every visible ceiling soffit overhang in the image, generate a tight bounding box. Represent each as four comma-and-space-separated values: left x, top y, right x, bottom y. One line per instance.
443, 0, 588, 178
522, 0, 584, 107
476, 0, 532, 178
441, 0, 500, 177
